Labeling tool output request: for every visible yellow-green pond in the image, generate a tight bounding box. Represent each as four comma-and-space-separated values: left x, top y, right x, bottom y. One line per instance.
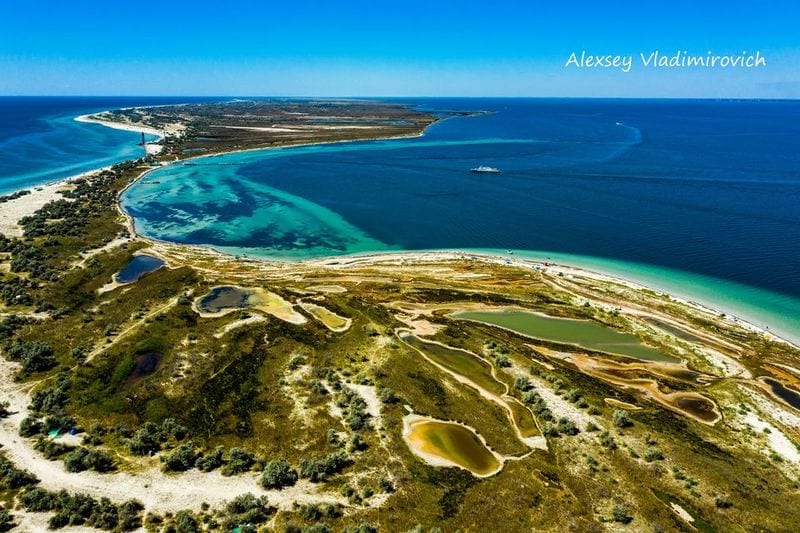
452, 308, 678, 363
403, 416, 502, 477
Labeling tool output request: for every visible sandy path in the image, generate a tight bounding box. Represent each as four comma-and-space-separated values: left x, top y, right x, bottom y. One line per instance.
0, 356, 344, 513
86, 296, 180, 363
0, 181, 73, 238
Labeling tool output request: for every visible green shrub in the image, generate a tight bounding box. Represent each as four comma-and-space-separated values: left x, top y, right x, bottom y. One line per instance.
161, 442, 198, 472
299, 452, 351, 482
495, 354, 511, 367
195, 445, 224, 472
514, 376, 532, 391
599, 430, 617, 450
611, 504, 633, 524
0, 508, 13, 532
379, 387, 398, 404
556, 417, 579, 436
0, 454, 38, 489
613, 409, 633, 428
161, 418, 187, 440
7, 341, 57, 373
715, 495, 733, 509
222, 447, 255, 476
222, 493, 274, 530
643, 447, 664, 462
343, 522, 378, 533
128, 422, 162, 456
261, 459, 298, 489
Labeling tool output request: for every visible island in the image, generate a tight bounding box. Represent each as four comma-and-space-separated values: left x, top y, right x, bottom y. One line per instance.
0, 100, 798, 532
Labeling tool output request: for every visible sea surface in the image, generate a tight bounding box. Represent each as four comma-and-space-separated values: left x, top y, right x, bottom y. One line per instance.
0, 97, 214, 194
1, 97, 799, 341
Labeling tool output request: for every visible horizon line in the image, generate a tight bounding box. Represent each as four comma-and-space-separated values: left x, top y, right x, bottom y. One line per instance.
2, 94, 799, 101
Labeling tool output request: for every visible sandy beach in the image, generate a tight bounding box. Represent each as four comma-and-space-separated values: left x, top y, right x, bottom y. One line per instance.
75, 113, 167, 155
0, 169, 104, 238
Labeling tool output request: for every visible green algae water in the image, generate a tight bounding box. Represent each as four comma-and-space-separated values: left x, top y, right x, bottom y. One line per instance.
405, 418, 501, 476
452, 308, 676, 363
489, 248, 800, 346
401, 334, 505, 395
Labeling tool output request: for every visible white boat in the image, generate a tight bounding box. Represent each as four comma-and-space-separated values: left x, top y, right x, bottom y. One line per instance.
471, 166, 500, 173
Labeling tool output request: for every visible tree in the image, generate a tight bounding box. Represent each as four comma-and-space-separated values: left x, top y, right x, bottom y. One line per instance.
261, 459, 298, 489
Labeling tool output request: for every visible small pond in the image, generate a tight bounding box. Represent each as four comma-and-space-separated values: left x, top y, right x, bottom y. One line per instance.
404, 416, 502, 477
115, 255, 166, 283
122, 352, 163, 388
762, 377, 800, 410
453, 309, 678, 363
197, 286, 253, 314
673, 395, 719, 423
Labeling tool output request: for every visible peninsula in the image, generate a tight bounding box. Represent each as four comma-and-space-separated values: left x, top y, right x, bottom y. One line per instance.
0, 100, 798, 532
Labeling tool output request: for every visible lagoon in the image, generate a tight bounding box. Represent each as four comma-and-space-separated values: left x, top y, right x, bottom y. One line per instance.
452, 308, 676, 363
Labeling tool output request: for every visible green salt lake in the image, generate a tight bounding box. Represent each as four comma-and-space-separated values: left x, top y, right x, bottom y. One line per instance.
452, 308, 678, 363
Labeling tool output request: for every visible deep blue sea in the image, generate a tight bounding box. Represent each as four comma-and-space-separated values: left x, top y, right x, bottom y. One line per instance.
2, 97, 799, 340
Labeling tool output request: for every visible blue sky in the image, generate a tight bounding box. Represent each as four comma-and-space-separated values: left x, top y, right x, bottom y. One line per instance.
1, 0, 798, 97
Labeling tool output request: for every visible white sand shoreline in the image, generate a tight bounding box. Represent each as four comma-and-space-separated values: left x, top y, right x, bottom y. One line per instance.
74, 113, 164, 139
0, 166, 116, 238
75, 113, 165, 155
